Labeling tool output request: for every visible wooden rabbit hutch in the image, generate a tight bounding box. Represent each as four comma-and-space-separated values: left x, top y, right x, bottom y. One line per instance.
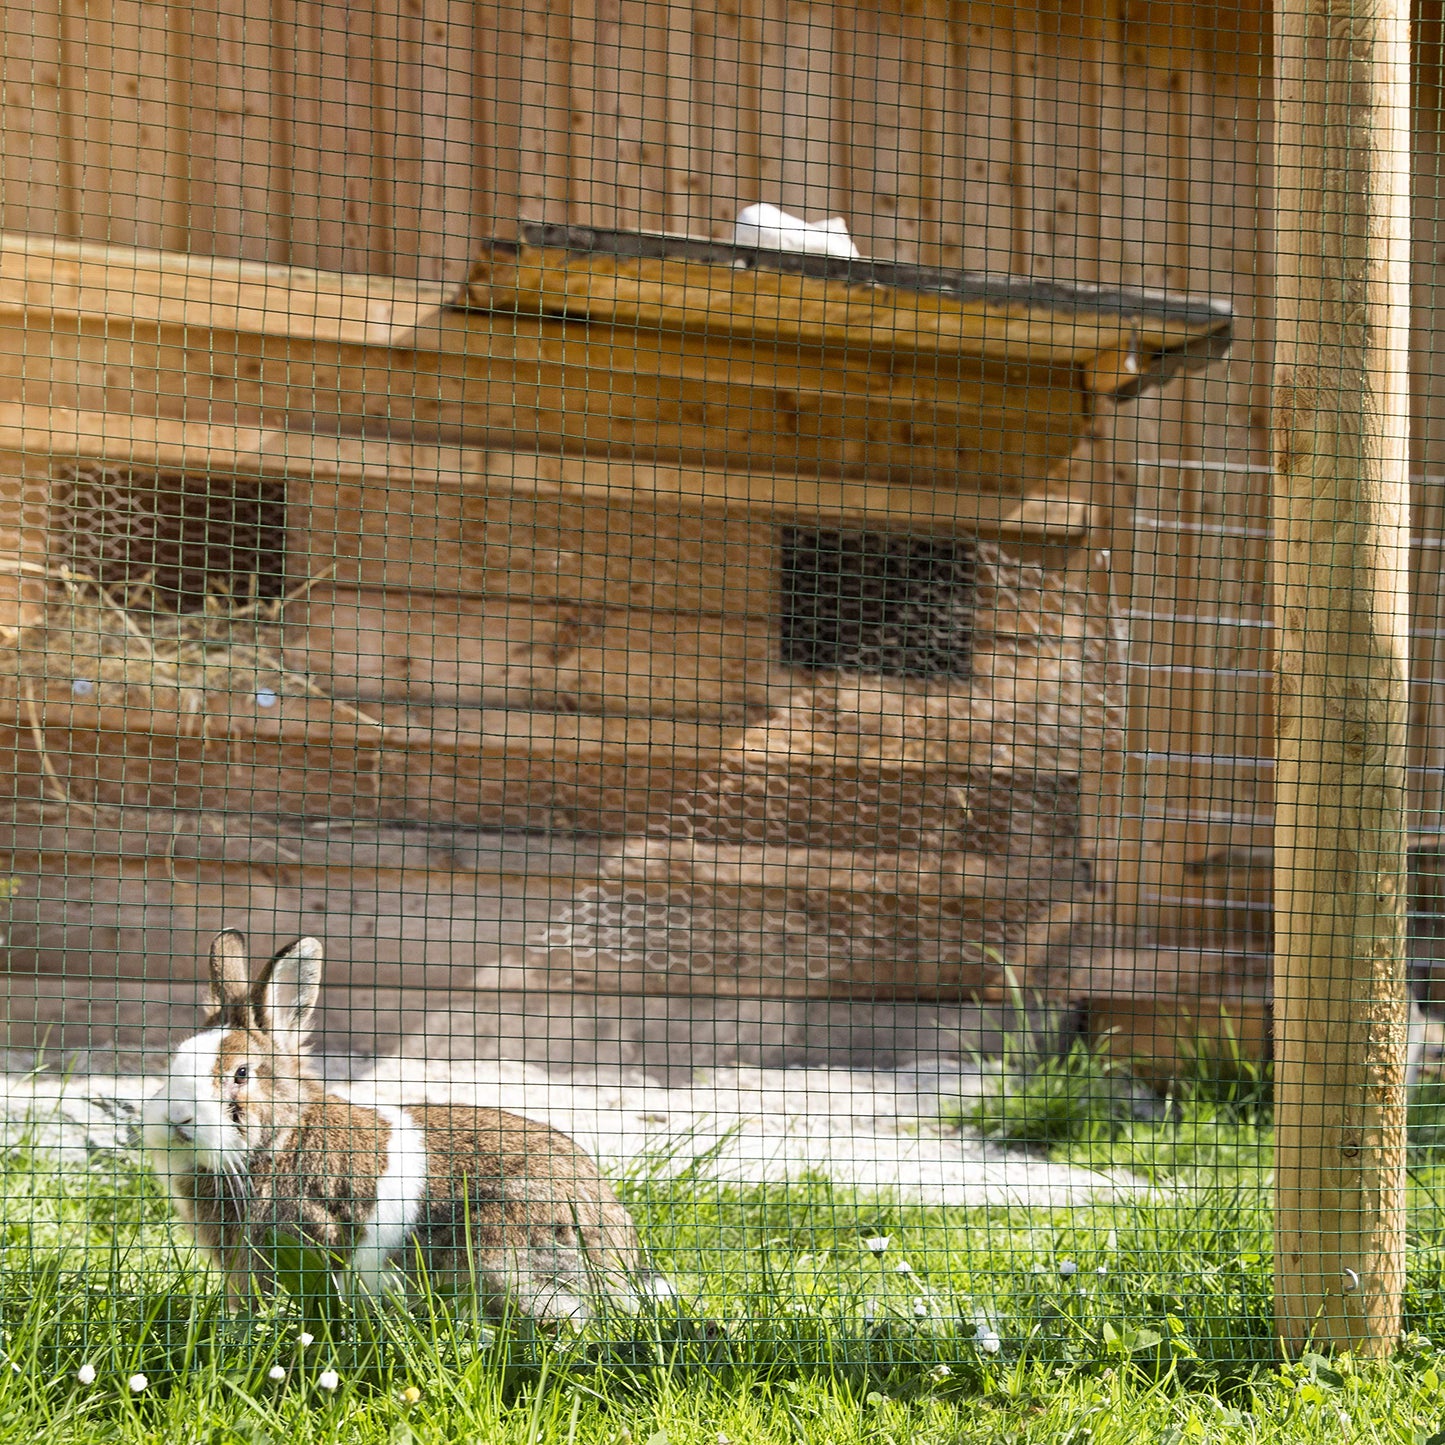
0, 223, 1232, 1072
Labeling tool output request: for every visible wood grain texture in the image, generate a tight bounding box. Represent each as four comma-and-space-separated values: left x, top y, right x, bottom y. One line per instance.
463, 244, 1228, 374
0, 234, 1116, 493
0, 0, 70, 238
1272, 0, 1412, 1354
0, 708, 737, 834
0, 0, 1304, 880
0, 403, 1091, 607
7, 0, 1404, 1016
283, 586, 789, 719
185, 0, 289, 265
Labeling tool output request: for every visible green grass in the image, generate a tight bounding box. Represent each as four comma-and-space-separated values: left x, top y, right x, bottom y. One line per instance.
3, 1088, 1445, 1442
957, 1039, 1274, 1186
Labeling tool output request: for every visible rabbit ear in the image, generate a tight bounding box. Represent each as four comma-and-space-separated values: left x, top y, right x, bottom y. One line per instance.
208, 930, 253, 1027
252, 936, 323, 1040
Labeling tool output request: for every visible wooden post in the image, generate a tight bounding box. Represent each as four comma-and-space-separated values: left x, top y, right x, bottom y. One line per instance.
1272, 0, 1412, 1357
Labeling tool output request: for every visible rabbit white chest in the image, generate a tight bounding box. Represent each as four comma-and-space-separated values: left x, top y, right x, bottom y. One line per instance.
344, 1102, 429, 1298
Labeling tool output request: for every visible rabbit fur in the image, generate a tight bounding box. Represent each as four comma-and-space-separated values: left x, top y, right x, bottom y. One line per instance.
142, 931, 664, 1322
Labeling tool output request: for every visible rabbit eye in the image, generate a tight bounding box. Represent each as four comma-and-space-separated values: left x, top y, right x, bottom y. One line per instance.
232, 1065, 249, 1085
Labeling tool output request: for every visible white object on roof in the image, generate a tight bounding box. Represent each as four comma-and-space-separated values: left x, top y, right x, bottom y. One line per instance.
733, 202, 861, 259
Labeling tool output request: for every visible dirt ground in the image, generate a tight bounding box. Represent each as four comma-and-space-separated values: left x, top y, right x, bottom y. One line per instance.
0, 1056, 1148, 1209
0, 828, 1143, 1206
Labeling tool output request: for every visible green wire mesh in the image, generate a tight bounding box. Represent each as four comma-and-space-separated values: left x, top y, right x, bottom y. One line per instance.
0, 0, 1429, 1419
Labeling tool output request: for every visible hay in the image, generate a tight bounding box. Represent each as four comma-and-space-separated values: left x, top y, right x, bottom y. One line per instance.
0, 559, 385, 814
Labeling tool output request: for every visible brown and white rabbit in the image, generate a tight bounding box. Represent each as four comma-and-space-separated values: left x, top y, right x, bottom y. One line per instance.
142, 930, 665, 1322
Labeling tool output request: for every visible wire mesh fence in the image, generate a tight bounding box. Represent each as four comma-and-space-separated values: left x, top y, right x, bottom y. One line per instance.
0, 0, 1434, 1426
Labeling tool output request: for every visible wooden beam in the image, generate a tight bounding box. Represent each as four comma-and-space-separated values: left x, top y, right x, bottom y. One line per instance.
607, 838, 1079, 902
1272, 0, 1412, 1357
0, 230, 1224, 495
0, 405, 1096, 538
464, 239, 1232, 390
0, 309, 1087, 492
0, 229, 446, 342
0, 825, 1060, 907
0, 711, 731, 835
0, 690, 743, 762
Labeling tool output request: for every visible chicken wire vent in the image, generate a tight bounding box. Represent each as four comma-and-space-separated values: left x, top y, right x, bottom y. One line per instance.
779, 527, 976, 678
52, 463, 288, 610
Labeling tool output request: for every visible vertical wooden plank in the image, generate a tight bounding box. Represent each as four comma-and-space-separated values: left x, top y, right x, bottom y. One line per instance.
285, 0, 340, 268
1412, 0, 1445, 710
185, 0, 290, 263
829, 0, 856, 242
58, 0, 187, 249
567, 0, 615, 228
936, 0, 1016, 273
356, 0, 395, 275
371, 0, 476, 282
0, 0, 72, 236
838, 0, 933, 264
909, 0, 951, 268
517, 0, 572, 223
1411, 7, 1445, 834
755, 0, 844, 220
1011, 0, 1102, 283
908, 0, 950, 268
1086, 5, 1146, 926
1410, 0, 1445, 832
569, 0, 672, 233
1097, 28, 1187, 925
688, 0, 762, 236
1092, 3, 1129, 290
1410, 490, 1445, 836
371, 0, 416, 273
1098, 25, 1202, 913
417, 0, 481, 283
1142, 59, 1273, 894
1182, 75, 1273, 798
615, 0, 673, 231
287, 0, 389, 273
475, 0, 525, 239
663, 0, 702, 235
